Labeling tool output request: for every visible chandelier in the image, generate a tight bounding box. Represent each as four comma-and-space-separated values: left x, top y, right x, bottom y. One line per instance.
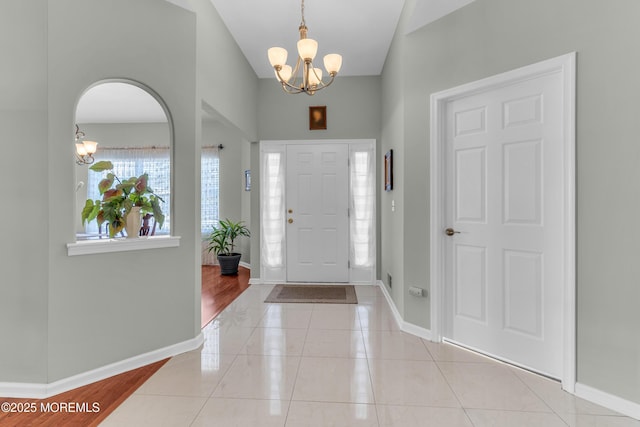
267, 0, 342, 95
75, 124, 98, 165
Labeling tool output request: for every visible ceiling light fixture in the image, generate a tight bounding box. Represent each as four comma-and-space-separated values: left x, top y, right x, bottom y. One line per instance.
267, 0, 342, 96
75, 124, 98, 165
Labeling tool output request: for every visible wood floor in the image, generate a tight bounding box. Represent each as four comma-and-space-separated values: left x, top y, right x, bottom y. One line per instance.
0, 265, 250, 426
201, 265, 251, 328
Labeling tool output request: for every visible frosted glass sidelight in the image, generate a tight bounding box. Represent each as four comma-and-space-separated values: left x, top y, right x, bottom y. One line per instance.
350, 147, 375, 268
261, 151, 286, 268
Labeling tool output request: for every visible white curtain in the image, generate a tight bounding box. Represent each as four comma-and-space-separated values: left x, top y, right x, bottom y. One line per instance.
86, 147, 171, 235
201, 146, 220, 234
201, 146, 220, 265
350, 146, 375, 268
261, 150, 286, 269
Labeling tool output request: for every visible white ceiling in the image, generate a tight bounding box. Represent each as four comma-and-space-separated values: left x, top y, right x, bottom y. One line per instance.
209, 0, 476, 79
210, 0, 404, 78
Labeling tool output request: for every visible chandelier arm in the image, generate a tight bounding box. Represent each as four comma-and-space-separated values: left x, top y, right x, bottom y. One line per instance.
274, 67, 305, 94
281, 84, 304, 95
315, 72, 337, 89
303, 60, 311, 91
289, 57, 303, 87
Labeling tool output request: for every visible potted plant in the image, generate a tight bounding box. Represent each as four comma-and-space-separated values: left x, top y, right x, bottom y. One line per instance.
81, 160, 165, 238
205, 218, 250, 275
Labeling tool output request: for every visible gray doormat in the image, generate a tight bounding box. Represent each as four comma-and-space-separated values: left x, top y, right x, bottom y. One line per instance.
264, 284, 358, 304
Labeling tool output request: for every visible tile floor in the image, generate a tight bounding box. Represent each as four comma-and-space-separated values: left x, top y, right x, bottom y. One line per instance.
101, 285, 640, 427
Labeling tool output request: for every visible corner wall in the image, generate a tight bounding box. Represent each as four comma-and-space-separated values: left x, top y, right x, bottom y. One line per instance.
382, 0, 640, 408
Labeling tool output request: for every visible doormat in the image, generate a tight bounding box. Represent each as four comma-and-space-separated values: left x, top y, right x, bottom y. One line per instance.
264, 284, 358, 304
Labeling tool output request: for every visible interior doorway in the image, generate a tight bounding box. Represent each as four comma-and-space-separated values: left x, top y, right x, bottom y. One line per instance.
430, 53, 576, 388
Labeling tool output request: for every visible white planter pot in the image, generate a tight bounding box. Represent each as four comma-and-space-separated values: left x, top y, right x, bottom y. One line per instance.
124, 206, 142, 238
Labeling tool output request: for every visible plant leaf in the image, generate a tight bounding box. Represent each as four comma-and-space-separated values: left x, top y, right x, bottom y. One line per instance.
103, 188, 123, 202
81, 199, 95, 225
135, 174, 148, 193
109, 216, 125, 238
98, 174, 115, 194
150, 196, 165, 229
89, 161, 113, 172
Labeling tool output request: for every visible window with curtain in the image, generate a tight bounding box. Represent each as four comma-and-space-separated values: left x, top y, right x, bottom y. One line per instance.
261, 150, 285, 269
350, 147, 375, 268
201, 146, 220, 234
86, 147, 171, 236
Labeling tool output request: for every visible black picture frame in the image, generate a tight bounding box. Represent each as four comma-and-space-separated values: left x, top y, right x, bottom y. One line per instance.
309, 106, 327, 130
384, 150, 393, 191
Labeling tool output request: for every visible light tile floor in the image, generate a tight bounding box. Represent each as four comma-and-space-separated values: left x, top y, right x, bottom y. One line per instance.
102, 285, 640, 427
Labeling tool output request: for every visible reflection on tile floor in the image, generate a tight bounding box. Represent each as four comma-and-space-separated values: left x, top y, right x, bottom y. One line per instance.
101, 285, 640, 427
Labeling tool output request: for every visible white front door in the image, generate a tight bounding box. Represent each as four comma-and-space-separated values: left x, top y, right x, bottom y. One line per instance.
286, 144, 349, 282
443, 69, 565, 378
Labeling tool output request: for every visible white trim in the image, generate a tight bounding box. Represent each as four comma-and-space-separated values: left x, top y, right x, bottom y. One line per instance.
429, 53, 576, 389
239, 261, 251, 269
0, 332, 203, 399
67, 235, 181, 256
575, 383, 640, 421
259, 139, 377, 284
377, 280, 432, 340
248, 277, 263, 285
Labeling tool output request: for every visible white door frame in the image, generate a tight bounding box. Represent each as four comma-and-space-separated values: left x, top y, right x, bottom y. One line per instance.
259, 139, 377, 284
429, 53, 576, 391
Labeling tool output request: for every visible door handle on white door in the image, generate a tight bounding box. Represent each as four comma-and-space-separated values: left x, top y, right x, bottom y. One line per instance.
288, 218, 294, 224
445, 228, 460, 236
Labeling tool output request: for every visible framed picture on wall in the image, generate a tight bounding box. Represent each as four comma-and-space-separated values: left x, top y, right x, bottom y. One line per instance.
309, 106, 327, 130
244, 170, 251, 191
384, 150, 393, 191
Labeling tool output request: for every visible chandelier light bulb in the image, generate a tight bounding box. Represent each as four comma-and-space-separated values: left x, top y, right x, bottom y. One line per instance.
309, 68, 323, 86
323, 53, 343, 75
83, 140, 98, 154
297, 38, 318, 61
279, 65, 293, 82
268, 47, 288, 67
76, 143, 88, 156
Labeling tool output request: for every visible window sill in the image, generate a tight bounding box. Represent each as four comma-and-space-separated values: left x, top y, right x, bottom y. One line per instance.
67, 236, 181, 256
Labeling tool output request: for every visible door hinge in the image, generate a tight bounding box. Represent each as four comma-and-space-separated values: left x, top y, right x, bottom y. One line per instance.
348, 260, 351, 269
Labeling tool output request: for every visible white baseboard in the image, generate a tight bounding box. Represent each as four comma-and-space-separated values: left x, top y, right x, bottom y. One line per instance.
376, 280, 432, 341
575, 382, 640, 421
0, 333, 204, 399
239, 261, 251, 269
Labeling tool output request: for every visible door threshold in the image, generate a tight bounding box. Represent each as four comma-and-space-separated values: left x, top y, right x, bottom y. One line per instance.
442, 338, 560, 382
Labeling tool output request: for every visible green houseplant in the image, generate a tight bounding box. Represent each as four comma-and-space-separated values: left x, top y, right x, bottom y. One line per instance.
206, 218, 250, 275
81, 160, 165, 238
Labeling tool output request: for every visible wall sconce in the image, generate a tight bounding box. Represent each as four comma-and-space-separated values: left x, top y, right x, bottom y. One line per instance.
75, 124, 98, 165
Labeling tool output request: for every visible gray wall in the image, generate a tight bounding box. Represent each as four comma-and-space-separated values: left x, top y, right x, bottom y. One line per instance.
0, 0, 257, 386
0, 0, 49, 384
192, 0, 258, 141
46, 0, 197, 382
382, 0, 640, 405
253, 76, 382, 277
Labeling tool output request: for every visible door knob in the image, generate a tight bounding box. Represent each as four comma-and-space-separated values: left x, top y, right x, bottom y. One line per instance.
445, 228, 460, 236
288, 209, 293, 214
288, 218, 294, 224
